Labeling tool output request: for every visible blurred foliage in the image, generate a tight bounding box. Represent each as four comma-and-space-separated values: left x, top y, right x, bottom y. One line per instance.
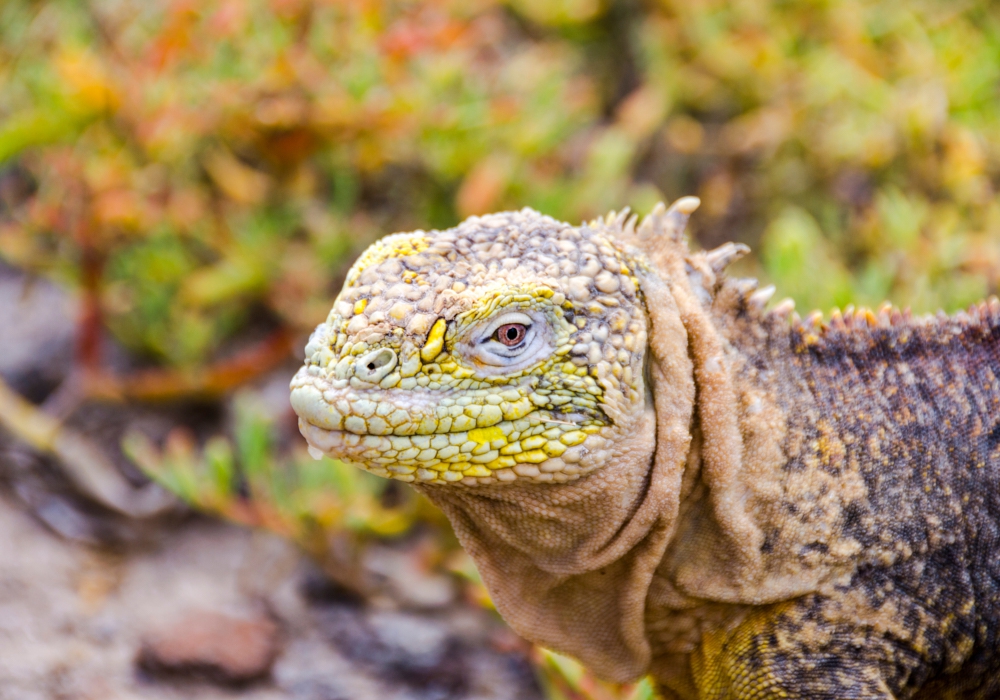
0, 0, 605, 367
124, 392, 421, 542
534, 647, 657, 700
4, 1, 1000, 698
2, 0, 999, 372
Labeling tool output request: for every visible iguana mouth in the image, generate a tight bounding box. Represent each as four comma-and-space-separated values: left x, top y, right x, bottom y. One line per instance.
294, 407, 603, 486
291, 367, 606, 485
297, 420, 593, 484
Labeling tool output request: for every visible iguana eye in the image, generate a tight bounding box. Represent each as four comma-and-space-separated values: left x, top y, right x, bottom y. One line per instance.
494, 323, 527, 347
457, 310, 552, 373
479, 312, 534, 357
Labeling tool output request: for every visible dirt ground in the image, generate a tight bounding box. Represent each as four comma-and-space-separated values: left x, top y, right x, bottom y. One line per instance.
0, 494, 543, 700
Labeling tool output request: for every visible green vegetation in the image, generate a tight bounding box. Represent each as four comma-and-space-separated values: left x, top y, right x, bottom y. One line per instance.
4, 0, 998, 371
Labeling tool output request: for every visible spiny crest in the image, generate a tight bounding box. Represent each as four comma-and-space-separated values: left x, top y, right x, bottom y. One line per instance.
592, 198, 1000, 338
596, 196, 794, 322
595, 196, 701, 248
705, 242, 750, 274
793, 297, 1000, 336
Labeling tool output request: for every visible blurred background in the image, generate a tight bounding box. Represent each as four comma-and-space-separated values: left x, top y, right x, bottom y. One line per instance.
1, 1, 999, 698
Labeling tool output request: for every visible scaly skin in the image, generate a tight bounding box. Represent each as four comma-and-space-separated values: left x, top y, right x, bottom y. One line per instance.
290, 209, 648, 485
290, 199, 1000, 699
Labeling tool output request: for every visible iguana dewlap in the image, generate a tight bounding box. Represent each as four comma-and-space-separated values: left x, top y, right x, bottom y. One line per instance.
289, 198, 1000, 699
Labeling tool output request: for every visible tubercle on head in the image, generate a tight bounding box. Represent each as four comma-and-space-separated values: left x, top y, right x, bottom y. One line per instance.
344, 232, 432, 288
420, 318, 447, 363
290, 209, 657, 486
320, 284, 577, 383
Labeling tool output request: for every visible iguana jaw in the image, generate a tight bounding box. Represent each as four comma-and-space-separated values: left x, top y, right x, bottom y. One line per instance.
291, 364, 613, 486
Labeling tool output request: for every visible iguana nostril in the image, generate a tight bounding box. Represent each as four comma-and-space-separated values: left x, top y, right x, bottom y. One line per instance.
354, 347, 397, 383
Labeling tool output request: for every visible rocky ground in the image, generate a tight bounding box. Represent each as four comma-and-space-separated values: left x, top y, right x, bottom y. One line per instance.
0, 265, 543, 700
0, 495, 541, 700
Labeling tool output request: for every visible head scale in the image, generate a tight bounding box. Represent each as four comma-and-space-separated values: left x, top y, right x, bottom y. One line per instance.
290, 208, 653, 486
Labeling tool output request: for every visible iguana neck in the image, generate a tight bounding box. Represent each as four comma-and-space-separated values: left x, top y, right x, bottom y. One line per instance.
416, 403, 679, 682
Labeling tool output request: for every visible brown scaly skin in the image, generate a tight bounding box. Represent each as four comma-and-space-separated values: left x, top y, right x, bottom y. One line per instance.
290, 198, 1000, 699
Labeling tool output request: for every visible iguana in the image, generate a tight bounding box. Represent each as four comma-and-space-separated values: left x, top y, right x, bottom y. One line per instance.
289, 198, 1000, 699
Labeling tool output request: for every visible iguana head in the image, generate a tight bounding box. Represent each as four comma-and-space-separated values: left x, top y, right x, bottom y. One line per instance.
290, 207, 659, 486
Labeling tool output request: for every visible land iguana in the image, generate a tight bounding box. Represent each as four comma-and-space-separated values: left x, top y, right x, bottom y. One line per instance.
289, 198, 1000, 699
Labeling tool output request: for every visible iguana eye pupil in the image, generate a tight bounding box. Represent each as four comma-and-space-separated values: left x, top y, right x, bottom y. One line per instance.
496, 323, 527, 346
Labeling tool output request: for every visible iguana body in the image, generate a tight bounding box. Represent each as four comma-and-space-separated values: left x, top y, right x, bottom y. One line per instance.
289, 199, 1000, 699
